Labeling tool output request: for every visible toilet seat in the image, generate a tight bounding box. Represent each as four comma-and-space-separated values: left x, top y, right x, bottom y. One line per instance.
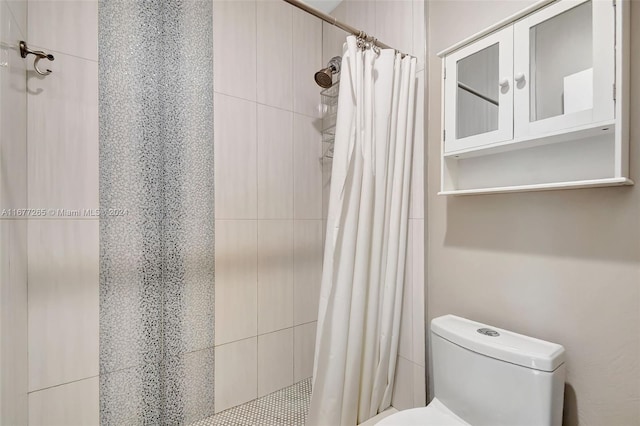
375, 398, 470, 426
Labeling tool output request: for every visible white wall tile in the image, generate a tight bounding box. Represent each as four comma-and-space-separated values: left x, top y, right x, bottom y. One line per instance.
411, 219, 425, 367
257, 0, 293, 110
293, 220, 323, 325
213, 0, 328, 400
0, 0, 27, 212
215, 338, 258, 413
257, 105, 293, 219
410, 70, 425, 219
215, 220, 258, 345
293, 322, 316, 382
214, 94, 257, 219
345, 0, 375, 38
257, 329, 293, 397
0, 219, 28, 425
213, 0, 257, 101
27, 53, 98, 212
28, 219, 98, 391
28, 376, 99, 426
330, 0, 346, 20
391, 356, 414, 411
0, 4, 28, 423
5, 0, 26, 38
292, 9, 322, 118
413, 363, 426, 407
293, 114, 322, 219
323, 1, 346, 64
375, 1, 413, 58
321, 20, 345, 64
257, 220, 293, 334
28, 0, 98, 61
398, 221, 413, 361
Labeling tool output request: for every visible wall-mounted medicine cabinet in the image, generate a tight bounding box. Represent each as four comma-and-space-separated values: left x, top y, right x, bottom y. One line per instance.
438, 0, 632, 195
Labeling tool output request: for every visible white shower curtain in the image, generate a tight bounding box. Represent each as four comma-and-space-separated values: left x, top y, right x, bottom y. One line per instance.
307, 36, 417, 426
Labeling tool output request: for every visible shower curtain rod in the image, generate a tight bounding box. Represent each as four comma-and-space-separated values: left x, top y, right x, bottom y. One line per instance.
282, 0, 407, 56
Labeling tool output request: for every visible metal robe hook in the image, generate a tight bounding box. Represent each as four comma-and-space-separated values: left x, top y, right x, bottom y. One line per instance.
19, 41, 54, 76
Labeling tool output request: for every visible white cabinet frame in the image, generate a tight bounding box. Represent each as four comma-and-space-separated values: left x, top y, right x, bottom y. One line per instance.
444, 27, 513, 153
513, 0, 615, 138
437, 0, 631, 195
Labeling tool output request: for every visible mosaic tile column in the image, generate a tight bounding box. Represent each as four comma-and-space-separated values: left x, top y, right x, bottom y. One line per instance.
99, 0, 214, 424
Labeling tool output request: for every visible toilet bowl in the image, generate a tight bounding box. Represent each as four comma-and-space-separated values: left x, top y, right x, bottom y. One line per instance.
377, 398, 469, 425
378, 315, 566, 426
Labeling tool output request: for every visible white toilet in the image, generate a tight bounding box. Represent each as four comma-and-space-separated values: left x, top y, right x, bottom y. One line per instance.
378, 315, 566, 426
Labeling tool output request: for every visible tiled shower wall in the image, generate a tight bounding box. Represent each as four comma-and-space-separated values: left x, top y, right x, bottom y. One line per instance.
1, 1, 425, 424
0, 0, 28, 423
323, 0, 427, 411
23, 0, 100, 424
1, 0, 215, 424
99, 0, 214, 424
212, 0, 324, 413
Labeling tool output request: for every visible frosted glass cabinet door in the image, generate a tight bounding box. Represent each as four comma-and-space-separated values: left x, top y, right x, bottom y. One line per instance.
444, 26, 513, 153
513, 0, 615, 138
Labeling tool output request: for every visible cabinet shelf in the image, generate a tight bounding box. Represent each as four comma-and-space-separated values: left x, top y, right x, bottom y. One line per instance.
444, 120, 615, 159
438, 177, 634, 196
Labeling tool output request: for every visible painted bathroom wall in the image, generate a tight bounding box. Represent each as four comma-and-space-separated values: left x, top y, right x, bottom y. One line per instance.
212, 0, 324, 413
0, 0, 28, 423
323, 0, 427, 412
427, 1, 640, 425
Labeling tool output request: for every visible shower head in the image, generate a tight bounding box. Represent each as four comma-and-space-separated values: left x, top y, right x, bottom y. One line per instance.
314, 68, 334, 88
314, 56, 341, 88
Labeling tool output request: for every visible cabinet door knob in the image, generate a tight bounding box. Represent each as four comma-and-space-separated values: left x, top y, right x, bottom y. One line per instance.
515, 73, 526, 83
499, 78, 510, 88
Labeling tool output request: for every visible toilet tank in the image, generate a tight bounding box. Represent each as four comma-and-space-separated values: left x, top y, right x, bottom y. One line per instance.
431, 315, 566, 426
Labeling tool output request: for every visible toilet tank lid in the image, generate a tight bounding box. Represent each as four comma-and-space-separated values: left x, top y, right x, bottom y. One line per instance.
431, 315, 565, 372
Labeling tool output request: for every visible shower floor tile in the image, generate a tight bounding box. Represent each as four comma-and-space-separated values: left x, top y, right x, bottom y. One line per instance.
192, 377, 312, 426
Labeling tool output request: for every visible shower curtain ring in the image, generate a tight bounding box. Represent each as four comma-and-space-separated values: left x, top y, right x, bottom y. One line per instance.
371, 39, 381, 55
356, 31, 368, 50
